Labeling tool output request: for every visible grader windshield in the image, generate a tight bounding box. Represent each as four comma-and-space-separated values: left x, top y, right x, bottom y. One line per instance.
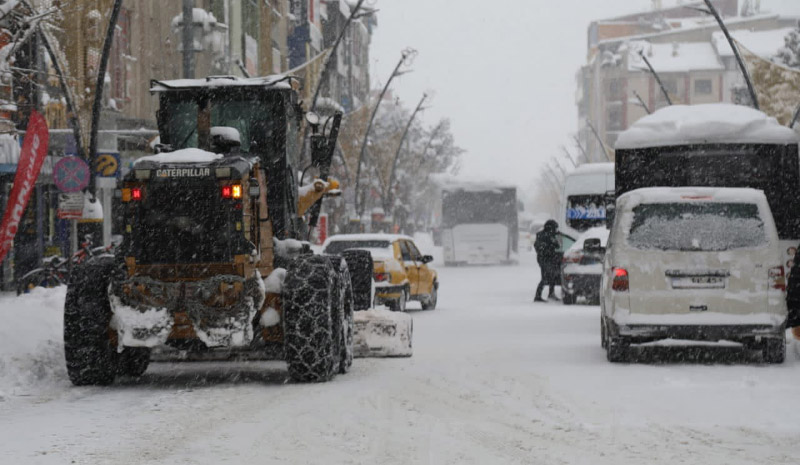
159, 91, 282, 154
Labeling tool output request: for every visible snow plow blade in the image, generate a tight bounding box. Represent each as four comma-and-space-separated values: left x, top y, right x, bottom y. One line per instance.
353, 309, 413, 358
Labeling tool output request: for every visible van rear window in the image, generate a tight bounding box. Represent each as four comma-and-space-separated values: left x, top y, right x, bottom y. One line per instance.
627, 203, 766, 251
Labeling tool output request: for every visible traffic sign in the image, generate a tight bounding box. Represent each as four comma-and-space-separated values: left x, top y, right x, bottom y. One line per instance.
94, 152, 120, 178
57, 192, 84, 219
54, 157, 90, 193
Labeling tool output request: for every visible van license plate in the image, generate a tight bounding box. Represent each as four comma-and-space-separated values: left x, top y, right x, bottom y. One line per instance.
672, 276, 725, 289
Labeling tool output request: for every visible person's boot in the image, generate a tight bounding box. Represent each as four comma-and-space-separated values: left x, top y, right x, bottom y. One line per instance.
534, 293, 546, 302
548, 288, 560, 301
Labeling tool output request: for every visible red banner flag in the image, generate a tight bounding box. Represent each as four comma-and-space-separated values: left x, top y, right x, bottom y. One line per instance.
0, 111, 49, 263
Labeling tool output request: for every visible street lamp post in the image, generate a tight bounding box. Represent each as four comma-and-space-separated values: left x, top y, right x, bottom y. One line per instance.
385, 93, 428, 215
353, 48, 416, 218
309, 0, 369, 112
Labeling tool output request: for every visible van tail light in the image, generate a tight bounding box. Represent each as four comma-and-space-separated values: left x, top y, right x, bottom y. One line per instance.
131, 187, 142, 201
374, 272, 390, 282
612, 267, 629, 292
769, 266, 786, 292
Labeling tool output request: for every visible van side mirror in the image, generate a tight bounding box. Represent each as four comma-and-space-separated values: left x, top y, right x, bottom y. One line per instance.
421, 255, 434, 264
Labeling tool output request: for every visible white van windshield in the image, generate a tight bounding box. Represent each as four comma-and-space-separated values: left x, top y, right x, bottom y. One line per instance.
627, 203, 766, 251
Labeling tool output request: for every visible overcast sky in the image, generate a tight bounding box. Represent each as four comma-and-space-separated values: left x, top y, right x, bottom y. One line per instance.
369, 0, 800, 193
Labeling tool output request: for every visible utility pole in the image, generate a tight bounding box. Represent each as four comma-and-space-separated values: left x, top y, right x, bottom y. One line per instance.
586, 120, 611, 162
386, 93, 427, 214
561, 146, 577, 167
182, 0, 194, 79
572, 135, 589, 164
632, 90, 651, 115
639, 50, 672, 106
309, 0, 368, 111
88, 0, 123, 197
353, 48, 416, 217
696, 0, 759, 109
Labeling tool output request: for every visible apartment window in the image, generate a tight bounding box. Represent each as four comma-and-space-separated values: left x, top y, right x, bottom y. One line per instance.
695, 79, 712, 95
606, 103, 624, 131
605, 78, 624, 101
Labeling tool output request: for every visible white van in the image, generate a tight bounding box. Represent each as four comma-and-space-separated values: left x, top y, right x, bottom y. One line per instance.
601, 187, 787, 363
560, 163, 614, 239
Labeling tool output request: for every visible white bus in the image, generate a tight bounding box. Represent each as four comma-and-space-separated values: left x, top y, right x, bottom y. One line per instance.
440, 183, 518, 266
560, 162, 615, 239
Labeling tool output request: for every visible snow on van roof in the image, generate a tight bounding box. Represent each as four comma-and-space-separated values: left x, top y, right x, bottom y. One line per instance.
615, 104, 799, 149
618, 187, 769, 207
569, 162, 614, 176
150, 75, 294, 92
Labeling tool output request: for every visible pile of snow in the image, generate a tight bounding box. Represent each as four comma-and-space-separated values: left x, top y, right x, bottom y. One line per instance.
615, 104, 799, 149
353, 309, 412, 358
109, 295, 172, 349
264, 268, 286, 294
0, 287, 69, 398
210, 126, 240, 143
135, 148, 222, 165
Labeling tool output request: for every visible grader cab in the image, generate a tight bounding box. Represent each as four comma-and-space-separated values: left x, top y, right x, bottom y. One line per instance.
63, 75, 385, 385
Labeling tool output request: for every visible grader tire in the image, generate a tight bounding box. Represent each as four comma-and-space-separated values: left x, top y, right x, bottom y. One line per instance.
283, 255, 339, 382
63, 259, 119, 386
324, 255, 355, 375
341, 249, 373, 311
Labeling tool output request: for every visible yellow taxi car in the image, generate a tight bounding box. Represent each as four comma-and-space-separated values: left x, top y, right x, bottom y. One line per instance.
322, 234, 438, 312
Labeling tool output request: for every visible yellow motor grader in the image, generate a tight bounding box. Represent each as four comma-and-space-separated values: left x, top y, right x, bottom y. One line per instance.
63, 75, 391, 385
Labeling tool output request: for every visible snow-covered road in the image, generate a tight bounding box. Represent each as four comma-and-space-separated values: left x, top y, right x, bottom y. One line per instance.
1, 250, 799, 464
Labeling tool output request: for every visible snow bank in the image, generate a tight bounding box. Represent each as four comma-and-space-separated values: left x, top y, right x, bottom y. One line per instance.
0, 287, 68, 398
134, 148, 222, 165
615, 104, 799, 149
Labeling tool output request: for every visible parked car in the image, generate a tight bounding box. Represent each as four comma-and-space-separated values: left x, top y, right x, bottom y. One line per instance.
322, 234, 438, 312
561, 226, 610, 305
601, 187, 787, 363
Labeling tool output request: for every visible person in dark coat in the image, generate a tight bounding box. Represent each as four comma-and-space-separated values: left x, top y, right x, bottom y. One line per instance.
534, 219, 561, 302
786, 257, 800, 339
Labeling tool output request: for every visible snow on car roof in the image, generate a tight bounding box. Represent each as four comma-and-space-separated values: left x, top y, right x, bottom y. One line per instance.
150, 75, 294, 92
615, 104, 799, 149
321, 233, 413, 247
618, 187, 769, 208
569, 162, 614, 176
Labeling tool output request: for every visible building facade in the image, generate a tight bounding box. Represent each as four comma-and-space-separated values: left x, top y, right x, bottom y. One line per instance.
577, 0, 798, 161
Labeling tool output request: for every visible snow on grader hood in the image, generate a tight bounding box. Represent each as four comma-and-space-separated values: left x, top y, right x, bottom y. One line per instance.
61, 75, 411, 387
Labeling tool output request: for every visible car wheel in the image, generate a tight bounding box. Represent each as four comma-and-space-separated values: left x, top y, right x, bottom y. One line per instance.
562, 292, 575, 305
388, 289, 407, 312
421, 283, 438, 310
